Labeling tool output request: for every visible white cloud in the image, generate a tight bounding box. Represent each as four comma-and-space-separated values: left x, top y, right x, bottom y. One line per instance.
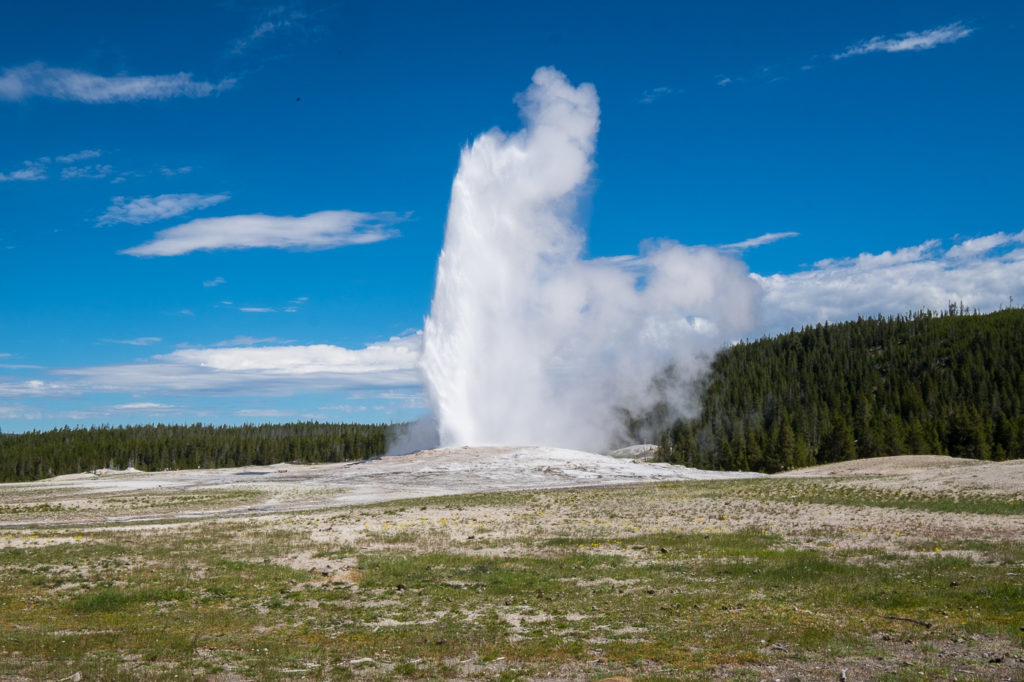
240, 307, 275, 313
120, 210, 402, 257
232, 6, 308, 54
62, 164, 112, 179
723, 231, 799, 251
98, 193, 230, 226
56, 149, 101, 163
236, 408, 292, 417
159, 166, 192, 176
0, 62, 234, 103
0, 160, 46, 182
0, 405, 42, 420
112, 402, 175, 410
834, 22, 973, 60
213, 336, 289, 347
716, 77, 733, 86
638, 86, 679, 104
754, 230, 1024, 333
103, 337, 162, 346
0, 334, 423, 399
945, 231, 1023, 260
0, 379, 70, 398
203, 276, 226, 288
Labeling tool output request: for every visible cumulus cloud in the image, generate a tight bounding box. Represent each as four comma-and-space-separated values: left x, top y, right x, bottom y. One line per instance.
120, 210, 402, 257
0, 161, 46, 182
0, 62, 234, 103
834, 22, 973, 60
0, 335, 423, 399
754, 230, 1024, 333
98, 193, 230, 226
723, 231, 799, 251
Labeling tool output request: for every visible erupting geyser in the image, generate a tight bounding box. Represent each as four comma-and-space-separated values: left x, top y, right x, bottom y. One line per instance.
422, 67, 762, 451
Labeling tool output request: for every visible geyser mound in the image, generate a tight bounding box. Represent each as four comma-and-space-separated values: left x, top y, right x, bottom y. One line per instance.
422, 67, 761, 452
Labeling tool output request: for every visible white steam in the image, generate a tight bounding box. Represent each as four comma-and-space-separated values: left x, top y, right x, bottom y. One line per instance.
421, 67, 762, 452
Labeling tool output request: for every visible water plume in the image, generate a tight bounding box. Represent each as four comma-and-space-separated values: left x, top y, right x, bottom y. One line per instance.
421, 67, 761, 452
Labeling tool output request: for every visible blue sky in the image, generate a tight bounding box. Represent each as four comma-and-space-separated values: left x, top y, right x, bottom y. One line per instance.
1, 1, 1022, 433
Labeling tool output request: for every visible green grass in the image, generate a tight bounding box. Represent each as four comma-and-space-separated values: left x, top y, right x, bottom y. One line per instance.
693, 477, 1024, 515
0, 480, 1021, 680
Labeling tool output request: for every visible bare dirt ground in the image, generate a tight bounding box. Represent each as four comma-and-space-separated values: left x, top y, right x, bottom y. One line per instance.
781, 454, 1024, 495
0, 446, 757, 527
2, 450, 1021, 557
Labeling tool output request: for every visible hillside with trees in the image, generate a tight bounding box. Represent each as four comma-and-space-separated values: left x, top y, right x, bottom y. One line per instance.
654, 306, 1024, 472
0, 421, 389, 483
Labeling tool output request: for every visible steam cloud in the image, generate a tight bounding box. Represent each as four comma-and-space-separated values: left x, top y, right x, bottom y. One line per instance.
421, 68, 762, 452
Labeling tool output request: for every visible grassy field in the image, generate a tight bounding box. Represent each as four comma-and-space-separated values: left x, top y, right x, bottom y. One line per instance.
1, 477, 1022, 680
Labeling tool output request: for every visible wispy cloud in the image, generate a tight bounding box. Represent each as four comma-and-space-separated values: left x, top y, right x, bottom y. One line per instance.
240, 307, 276, 313
103, 337, 162, 346
212, 336, 289, 347
723, 231, 799, 251
203, 276, 226, 288
834, 22, 973, 60
159, 166, 192, 176
121, 210, 402, 257
98, 193, 230, 226
112, 402, 175, 411
716, 77, 733, 87
0, 160, 46, 182
638, 86, 680, 104
754, 230, 1024, 333
62, 164, 112, 179
56, 149, 101, 163
0, 334, 423, 398
0, 62, 234, 103
236, 408, 292, 417
232, 5, 308, 55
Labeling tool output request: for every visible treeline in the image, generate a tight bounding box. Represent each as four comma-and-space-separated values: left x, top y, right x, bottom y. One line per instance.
0, 421, 389, 483
654, 306, 1024, 472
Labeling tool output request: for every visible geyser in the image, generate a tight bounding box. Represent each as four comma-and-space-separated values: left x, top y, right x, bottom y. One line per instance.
422, 67, 761, 451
